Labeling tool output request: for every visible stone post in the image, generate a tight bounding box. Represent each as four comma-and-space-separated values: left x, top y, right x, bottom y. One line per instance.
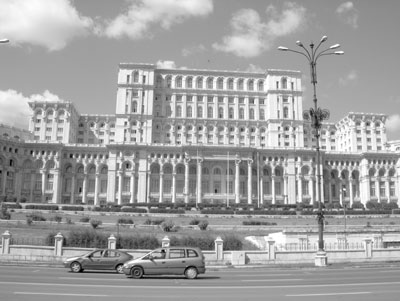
162, 236, 170, 248
54, 233, 64, 256
1, 230, 11, 254
267, 238, 276, 261
215, 236, 224, 260
364, 238, 373, 258
108, 234, 117, 249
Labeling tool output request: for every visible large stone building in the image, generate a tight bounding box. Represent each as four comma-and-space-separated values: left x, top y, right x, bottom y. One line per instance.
0, 63, 399, 207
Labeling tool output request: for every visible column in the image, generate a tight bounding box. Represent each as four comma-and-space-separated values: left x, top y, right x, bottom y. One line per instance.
117, 171, 123, 205
29, 172, 35, 203
94, 173, 100, 205
70, 174, 76, 204
41, 170, 46, 203
349, 179, 354, 206
385, 179, 390, 200
159, 171, 164, 203
339, 180, 343, 205
129, 172, 135, 203
184, 159, 189, 204
260, 176, 264, 205
82, 174, 88, 204
283, 176, 288, 204
172, 170, 176, 204
309, 178, 314, 204
1, 170, 6, 195
271, 176, 276, 204
52, 170, 60, 204
328, 179, 332, 205
247, 160, 252, 205
235, 159, 240, 204
197, 159, 202, 205
297, 175, 302, 203
376, 180, 380, 202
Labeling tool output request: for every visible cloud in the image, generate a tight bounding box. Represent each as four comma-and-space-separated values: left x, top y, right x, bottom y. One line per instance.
336, 2, 359, 29
156, 60, 177, 69
245, 64, 265, 73
339, 70, 358, 86
213, 2, 306, 58
0, 0, 93, 51
0, 89, 65, 129
104, 0, 213, 39
386, 114, 400, 134
182, 44, 207, 57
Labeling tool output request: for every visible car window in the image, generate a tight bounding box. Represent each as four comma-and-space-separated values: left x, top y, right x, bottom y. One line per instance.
91, 251, 103, 258
151, 249, 166, 259
187, 249, 199, 258
104, 251, 119, 258
169, 249, 185, 259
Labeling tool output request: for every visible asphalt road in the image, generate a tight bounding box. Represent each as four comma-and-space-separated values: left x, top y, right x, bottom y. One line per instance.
1, 264, 400, 300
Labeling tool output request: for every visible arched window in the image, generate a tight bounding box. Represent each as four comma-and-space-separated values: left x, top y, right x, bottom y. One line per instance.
132, 101, 137, 113
207, 106, 213, 118
238, 79, 244, 90
187, 106, 193, 118
228, 78, 234, 90
213, 168, 221, 175
197, 106, 203, 118
281, 77, 287, 89
176, 76, 182, 88
156, 76, 163, 88
283, 107, 289, 118
196, 77, 203, 89
239, 108, 244, 119
258, 80, 264, 91
133, 71, 139, 82
247, 80, 254, 91
186, 77, 193, 88
166, 75, 172, 88
217, 78, 224, 89
229, 108, 234, 119
207, 77, 213, 89
249, 109, 255, 120
260, 109, 265, 120
218, 107, 224, 119
176, 105, 182, 117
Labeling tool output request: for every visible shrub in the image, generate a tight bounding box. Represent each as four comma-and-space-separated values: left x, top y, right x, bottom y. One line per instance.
189, 218, 201, 225
121, 207, 147, 213
79, 216, 91, 223
51, 215, 63, 223
242, 220, 277, 226
160, 220, 175, 232
67, 229, 108, 248
198, 220, 209, 230
144, 218, 165, 225
3, 203, 22, 209
26, 217, 33, 225
351, 202, 365, 210
65, 217, 74, 224
26, 213, 46, 221
90, 219, 102, 229
169, 235, 215, 250
61, 206, 84, 211
118, 218, 134, 224
0, 207, 11, 220
223, 235, 243, 251
25, 204, 59, 211
117, 234, 159, 249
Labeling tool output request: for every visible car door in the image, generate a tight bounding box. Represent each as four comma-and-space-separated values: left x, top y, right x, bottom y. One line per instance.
82, 250, 103, 270
141, 249, 168, 275
166, 248, 187, 275
98, 250, 120, 270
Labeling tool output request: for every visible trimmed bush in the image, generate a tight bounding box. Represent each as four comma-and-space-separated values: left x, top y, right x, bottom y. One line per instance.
198, 220, 209, 230
0, 207, 11, 220
117, 235, 159, 249
144, 218, 165, 225
79, 216, 91, 223
200, 209, 235, 215
3, 203, 22, 209
189, 218, 201, 225
51, 215, 63, 223
118, 218, 134, 224
242, 220, 277, 226
26, 213, 46, 221
149, 208, 185, 214
223, 235, 243, 251
160, 220, 175, 232
121, 207, 147, 213
25, 204, 59, 211
66, 229, 108, 248
61, 206, 84, 211
90, 219, 102, 229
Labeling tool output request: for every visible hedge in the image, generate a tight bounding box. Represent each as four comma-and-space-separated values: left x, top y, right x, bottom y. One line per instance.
121, 207, 147, 213
25, 204, 59, 211
149, 208, 185, 214
200, 209, 235, 215
61, 206, 84, 211
3, 203, 22, 209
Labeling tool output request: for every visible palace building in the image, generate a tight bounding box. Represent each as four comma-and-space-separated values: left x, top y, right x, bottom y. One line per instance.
0, 63, 399, 207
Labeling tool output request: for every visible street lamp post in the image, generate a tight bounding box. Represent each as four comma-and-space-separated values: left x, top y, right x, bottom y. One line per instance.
278, 36, 343, 267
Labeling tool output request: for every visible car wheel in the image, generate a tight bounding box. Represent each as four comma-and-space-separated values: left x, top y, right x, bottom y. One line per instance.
70, 262, 82, 273
116, 264, 124, 274
131, 266, 143, 279
184, 267, 198, 279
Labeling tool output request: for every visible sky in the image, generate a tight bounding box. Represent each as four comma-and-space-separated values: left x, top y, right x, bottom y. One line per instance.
0, 0, 400, 140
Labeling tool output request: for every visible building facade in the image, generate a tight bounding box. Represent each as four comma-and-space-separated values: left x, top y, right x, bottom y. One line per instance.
0, 63, 399, 206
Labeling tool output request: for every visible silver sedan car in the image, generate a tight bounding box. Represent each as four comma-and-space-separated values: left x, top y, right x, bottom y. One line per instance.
63, 249, 133, 273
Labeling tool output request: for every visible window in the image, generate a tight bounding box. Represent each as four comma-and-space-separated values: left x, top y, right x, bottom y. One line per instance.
239, 108, 244, 119
207, 107, 213, 118
169, 249, 185, 259
207, 77, 213, 89
176, 76, 182, 88
247, 80, 254, 91
196, 77, 203, 89
187, 77, 193, 88
197, 106, 203, 118
258, 80, 264, 91
217, 78, 223, 89
228, 78, 234, 89
218, 107, 224, 118
281, 77, 287, 89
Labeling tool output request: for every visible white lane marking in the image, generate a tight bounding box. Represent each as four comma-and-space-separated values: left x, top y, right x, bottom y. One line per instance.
287, 292, 371, 297
242, 279, 303, 282
15, 292, 108, 297
1, 280, 400, 289
59, 277, 123, 281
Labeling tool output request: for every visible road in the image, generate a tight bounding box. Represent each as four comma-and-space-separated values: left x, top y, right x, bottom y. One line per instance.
1, 265, 400, 300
